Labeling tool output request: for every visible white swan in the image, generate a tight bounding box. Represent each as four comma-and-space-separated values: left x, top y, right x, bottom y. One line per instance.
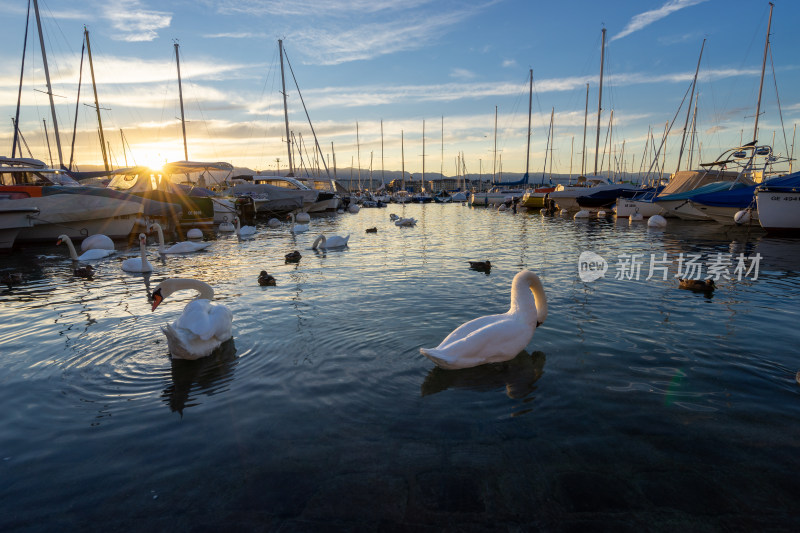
57, 234, 115, 261
420, 270, 548, 369
289, 213, 309, 233
80, 234, 114, 252
235, 217, 257, 237
151, 278, 233, 360
149, 223, 211, 254
121, 233, 153, 273
395, 217, 417, 227
312, 234, 349, 250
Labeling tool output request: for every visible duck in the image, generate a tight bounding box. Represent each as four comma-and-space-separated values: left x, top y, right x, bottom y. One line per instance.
150, 278, 233, 360
258, 270, 276, 286
57, 234, 116, 261
678, 278, 715, 292
74, 265, 95, 278
80, 234, 114, 252
285, 250, 302, 263
1, 272, 24, 287
365, 227, 378, 233
420, 270, 548, 370
149, 222, 211, 254
468, 260, 491, 272
288, 213, 309, 233
121, 233, 153, 273
235, 217, 257, 237
312, 234, 349, 250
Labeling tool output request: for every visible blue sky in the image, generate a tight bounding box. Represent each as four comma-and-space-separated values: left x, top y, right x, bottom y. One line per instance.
1, 0, 797, 180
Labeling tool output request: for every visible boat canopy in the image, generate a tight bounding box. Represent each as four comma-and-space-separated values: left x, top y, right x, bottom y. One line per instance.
656, 181, 748, 202
162, 161, 234, 174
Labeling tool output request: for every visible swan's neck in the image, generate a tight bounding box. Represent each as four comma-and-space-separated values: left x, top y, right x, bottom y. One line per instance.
509, 271, 547, 325
235, 218, 241, 233
151, 224, 165, 254
61, 236, 78, 260
312, 235, 326, 249
139, 237, 148, 262
161, 278, 215, 301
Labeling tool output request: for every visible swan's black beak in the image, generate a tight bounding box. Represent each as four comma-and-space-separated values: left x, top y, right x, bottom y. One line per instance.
536, 321, 543, 327
151, 288, 164, 312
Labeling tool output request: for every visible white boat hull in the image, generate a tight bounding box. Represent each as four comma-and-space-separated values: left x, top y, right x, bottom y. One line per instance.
0, 204, 38, 250
656, 199, 710, 221
688, 202, 759, 226
613, 198, 663, 218
756, 191, 800, 231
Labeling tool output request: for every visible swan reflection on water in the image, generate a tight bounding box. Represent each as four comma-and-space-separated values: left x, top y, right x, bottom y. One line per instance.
421, 350, 546, 399
161, 338, 238, 415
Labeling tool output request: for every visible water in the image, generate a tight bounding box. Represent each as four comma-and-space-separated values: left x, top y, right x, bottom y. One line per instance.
1, 205, 799, 531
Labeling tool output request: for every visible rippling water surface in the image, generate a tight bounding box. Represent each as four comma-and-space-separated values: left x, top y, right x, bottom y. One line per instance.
1, 204, 799, 531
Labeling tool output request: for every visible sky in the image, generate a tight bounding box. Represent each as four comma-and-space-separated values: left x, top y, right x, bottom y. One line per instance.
1, 0, 798, 181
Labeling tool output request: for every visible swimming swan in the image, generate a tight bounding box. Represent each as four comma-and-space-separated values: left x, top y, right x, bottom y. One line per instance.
121, 233, 153, 273
151, 278, 233, 360
80, 234, 114, 252
312, 234, 349, 250
235, 217, 257, 237
420, 270, 548, 369
288, 213, 309, 233
57, 234, 115, 261
149, 223, 211, 254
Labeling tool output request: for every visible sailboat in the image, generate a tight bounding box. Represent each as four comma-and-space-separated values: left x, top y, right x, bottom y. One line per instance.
521, 73, 557, 210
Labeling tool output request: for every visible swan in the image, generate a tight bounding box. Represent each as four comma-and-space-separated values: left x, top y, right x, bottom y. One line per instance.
312, 234, 349, 250
151, 278, 233, 360
288, 213, 309, 233
149, 223, 211, 254
80, 234, 114, 252
218, 218, 235, 232
395, 217, 417, 227
235, 217, 257, 237
648, 214, 667, 228
57, 234, 116, 261
258, 270, 276, 286
121, 233, 153, 273
420, 270, 547, 370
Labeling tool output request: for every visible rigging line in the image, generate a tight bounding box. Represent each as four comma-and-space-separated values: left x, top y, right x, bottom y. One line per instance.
768, 44, 790, 159
13, 0, 32, 158
282, 45, 331, 178
68, 38, 86, 171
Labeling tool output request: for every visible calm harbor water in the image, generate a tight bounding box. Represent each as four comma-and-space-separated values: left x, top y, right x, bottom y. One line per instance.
1, 204, 799, 531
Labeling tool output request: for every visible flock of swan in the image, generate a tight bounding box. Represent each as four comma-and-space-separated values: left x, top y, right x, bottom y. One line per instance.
55, 210, 548, 369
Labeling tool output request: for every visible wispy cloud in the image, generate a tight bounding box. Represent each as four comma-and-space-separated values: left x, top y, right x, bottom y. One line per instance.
450, 68, 477, 80
212, 0, 434, 17
612, 0, 707, 42
101, 0, 172, 42
502, 59, 517, 68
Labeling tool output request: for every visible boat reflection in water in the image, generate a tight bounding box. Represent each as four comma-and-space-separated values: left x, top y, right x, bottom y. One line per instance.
161, 338, 238, 415
421, 350, 546, 400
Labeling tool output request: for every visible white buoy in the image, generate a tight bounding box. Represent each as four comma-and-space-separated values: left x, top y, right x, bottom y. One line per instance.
574, 210, 590, 219
348, 203, 360, 214
597, 210, 606, 217
630, 212, 643, 222
734, 209, 751, 225
560, 209, 568, 215
187, 228, 203, 239
648, 214, 667, 228
294, 212, 311, 223
499, 204, 508, 212
267, 218, 281, 228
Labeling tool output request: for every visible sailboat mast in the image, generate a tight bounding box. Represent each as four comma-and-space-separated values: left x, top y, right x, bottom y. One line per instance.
33, 0, 63, 168
594, 28, 606, 176
381, 119, 385, 187
581, 82, 589, 176
422, 119, 426, 192
356, 121, 361, 189
753, 2, 774, 143
675, 38, 705, 173
440, 116, 444, 180
401, 130, 405, 190
85, 28, 109, 171
174, 42, 188, 161
278, 39, 294, 175
12, 0, 31, 158
493, 106, 498, 183
525, 68, 533, 180
331, 141, 337, 179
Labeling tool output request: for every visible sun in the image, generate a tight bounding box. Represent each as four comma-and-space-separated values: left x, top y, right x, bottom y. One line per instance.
135, 153, 168, 173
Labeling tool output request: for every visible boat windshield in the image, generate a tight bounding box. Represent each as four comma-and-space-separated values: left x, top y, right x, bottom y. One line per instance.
0, 168, 79, 187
